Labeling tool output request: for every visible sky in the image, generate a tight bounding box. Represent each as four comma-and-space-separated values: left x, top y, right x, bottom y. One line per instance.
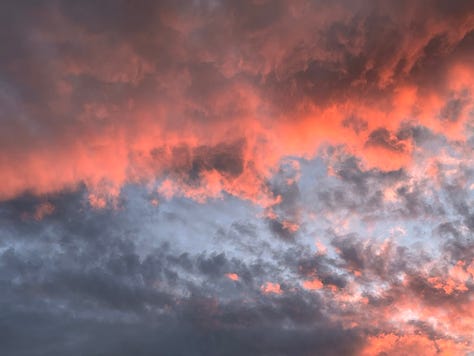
1, 0, 474, 355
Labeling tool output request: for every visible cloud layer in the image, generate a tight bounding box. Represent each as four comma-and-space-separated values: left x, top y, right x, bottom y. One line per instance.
1, 0, 474, 203
1, 0, 474, 355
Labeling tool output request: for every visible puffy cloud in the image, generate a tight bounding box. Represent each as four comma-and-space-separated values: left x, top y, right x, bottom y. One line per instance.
0, 0, 473, 203
2, 0, 474, 354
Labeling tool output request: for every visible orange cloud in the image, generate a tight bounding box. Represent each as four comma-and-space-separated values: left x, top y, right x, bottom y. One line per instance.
1, 1, 473, 206
302, 278, 324, 291
261, 282, 282, 295
225, 273, 239, 281
361, 333, 469, 356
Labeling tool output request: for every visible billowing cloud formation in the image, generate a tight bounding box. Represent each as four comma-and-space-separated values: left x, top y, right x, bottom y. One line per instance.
1, 0, 474, 204
2, 0, 474, 355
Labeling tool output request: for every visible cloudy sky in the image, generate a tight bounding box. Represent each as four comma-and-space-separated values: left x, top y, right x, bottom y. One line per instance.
1, 0, 474, 355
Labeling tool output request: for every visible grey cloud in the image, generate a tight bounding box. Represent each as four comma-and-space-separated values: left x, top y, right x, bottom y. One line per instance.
365, 127, 407, 153
342, 115, 369, 134
150, 139, 246, 184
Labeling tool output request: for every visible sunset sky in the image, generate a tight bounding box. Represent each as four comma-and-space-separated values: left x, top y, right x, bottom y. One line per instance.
1, 1, 474, 355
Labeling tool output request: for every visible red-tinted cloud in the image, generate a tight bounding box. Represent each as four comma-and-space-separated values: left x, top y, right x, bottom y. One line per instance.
1, 1, 473, 206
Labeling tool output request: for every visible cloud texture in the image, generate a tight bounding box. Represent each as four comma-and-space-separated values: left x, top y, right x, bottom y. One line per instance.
1, 0, 474, 354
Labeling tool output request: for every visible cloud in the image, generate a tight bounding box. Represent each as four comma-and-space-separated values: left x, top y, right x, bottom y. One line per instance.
2, 0, 474, 354
0, 0, 473, 203
2, 174, 474, 354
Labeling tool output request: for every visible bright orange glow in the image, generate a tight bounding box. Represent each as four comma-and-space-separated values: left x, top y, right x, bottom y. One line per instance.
0, 63, 473, 205
361, 333, 470, 356
302, 278, 323, 291
226, 273, 239, 281
261, 282, 282, 294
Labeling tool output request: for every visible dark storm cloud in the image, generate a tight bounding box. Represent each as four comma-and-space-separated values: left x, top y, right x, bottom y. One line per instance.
0, 188, 370, 355
2, 162, 474, 354
11, 180, 470, 354
1, 300, 364, 356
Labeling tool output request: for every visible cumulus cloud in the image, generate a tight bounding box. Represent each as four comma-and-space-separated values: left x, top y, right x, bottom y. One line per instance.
0, 0, 473, 202
2, 0, 474, 354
